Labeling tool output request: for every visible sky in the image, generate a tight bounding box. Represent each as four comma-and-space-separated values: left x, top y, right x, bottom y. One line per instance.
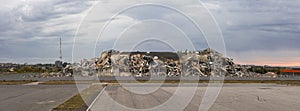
0, 0, 299, 66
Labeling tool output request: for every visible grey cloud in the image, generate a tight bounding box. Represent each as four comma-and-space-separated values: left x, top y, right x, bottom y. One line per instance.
12, 0, 93, 22
1, 0, 299, 65
0, 0, 95, 62
204, 0, 300, 52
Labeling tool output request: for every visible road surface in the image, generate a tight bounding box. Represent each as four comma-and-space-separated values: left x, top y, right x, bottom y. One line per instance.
0, 85, 79, 111
89, 83, 300, 111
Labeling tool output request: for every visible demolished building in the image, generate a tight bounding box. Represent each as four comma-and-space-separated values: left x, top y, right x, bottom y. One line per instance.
90, 48, 250, 77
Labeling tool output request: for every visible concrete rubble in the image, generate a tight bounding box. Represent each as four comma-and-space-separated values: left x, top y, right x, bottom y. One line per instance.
80, 48, 251, 77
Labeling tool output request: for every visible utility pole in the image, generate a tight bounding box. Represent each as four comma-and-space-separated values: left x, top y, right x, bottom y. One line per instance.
59, 36, 62, 62
59, 36, 64, 75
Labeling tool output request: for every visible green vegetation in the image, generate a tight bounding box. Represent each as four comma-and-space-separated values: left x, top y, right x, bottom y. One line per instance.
53, 93, 84, 110
0, 80, 38, 85
220, 80, 300, 86
38, 80, 300, 86
0, 63, 62, 74
39, 80, 76, 85
276, 80, 300, 86
53, 84, 103, 110
100, 80, 300, 87
14, 66, 62, 73
39, 80, 99, 85
249, 66, 281, 74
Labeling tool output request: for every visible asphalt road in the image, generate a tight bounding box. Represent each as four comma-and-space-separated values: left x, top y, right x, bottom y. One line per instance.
0, 85, 79, 111
90, 83, 300, 111
1, 83, 300, 111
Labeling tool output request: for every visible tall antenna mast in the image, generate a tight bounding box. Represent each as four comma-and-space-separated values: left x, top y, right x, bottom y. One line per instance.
59, 36, 62, 62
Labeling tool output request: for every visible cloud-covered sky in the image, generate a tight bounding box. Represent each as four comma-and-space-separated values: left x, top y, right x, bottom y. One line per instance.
0, 0, 299, 66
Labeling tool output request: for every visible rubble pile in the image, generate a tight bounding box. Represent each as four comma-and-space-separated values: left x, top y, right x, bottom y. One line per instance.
72, 58, 98, 76
127, 54, 153, 76
92, 48, 250, 77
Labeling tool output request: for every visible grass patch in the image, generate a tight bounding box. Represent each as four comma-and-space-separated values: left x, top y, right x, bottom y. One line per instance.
222, 80, 300, 86
39, 80, 76, 85
0, 72, 38, 76
39, 80, 99, 85
100, 80, 300, 86
0, 80, 38, 85
53, 93, 84, 110
40, 79, 300, 86
53, 84, 103, 111
275, 80, 300, 86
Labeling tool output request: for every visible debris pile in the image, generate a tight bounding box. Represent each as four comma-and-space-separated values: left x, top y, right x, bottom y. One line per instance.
92, 48, 250, 77
72, 58, 98, 76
